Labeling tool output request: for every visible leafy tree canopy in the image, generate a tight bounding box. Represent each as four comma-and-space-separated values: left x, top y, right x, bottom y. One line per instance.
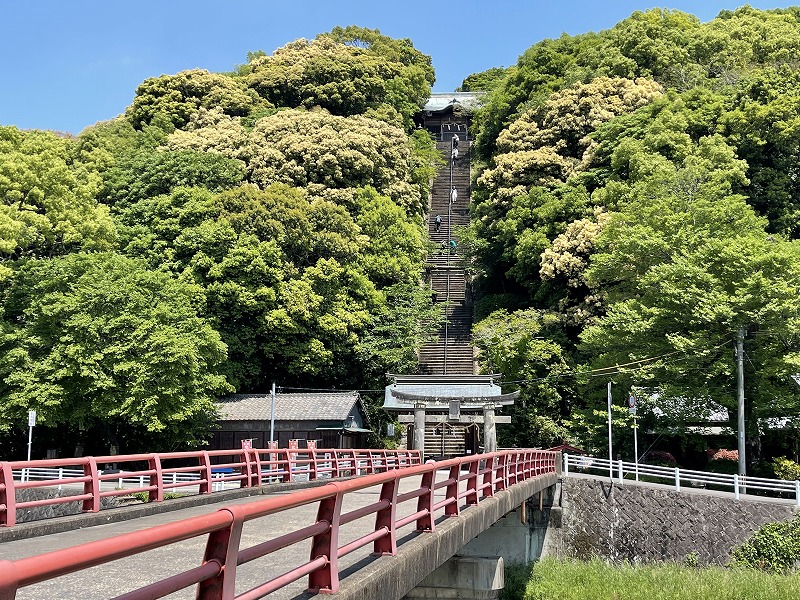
0, 252, 231, 447
247, 27, 433, 130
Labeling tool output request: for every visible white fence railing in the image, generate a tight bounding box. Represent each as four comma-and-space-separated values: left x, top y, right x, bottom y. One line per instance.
563, 453, 800, 506
13, 467, 237, 492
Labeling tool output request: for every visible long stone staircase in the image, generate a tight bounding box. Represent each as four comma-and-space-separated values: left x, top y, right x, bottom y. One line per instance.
418, 140, 476, 375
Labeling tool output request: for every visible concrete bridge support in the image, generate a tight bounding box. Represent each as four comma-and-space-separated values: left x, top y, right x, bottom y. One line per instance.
457, 483, 558, 564
403, 556, 504, 599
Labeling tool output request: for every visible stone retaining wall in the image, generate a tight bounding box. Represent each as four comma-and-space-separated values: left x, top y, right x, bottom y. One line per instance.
552, 477, 798, 565
15, 488, 120, 523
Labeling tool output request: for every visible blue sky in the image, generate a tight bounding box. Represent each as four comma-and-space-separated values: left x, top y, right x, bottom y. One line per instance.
0, 1, 789, 134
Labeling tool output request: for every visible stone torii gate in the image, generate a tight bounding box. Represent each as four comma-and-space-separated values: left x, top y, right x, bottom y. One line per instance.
383, 374, 518, 460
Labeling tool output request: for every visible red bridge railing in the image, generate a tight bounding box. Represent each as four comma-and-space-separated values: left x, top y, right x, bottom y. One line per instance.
0, 450, 557, 599
0, 447, 421, 527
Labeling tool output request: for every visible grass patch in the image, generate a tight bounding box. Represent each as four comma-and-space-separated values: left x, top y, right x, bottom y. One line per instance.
126, 491, 184, 503
523, 558, 800, 600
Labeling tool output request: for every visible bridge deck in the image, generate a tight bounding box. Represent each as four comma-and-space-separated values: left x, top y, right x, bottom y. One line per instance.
0, 470, 556, 599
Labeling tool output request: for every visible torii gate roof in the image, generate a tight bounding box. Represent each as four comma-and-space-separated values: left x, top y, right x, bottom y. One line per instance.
383, 374, 517, 412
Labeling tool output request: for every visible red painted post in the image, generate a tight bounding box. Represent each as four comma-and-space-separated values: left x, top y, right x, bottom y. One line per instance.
331, 450, 341, 479
445, 464, 460, 516
196, 506, 244, 600
149, 455, 164, 502
482, 455, 495, 498
281, 450, 292, 483
82, 457, 101, 514
309, 447, 319, 481
416, 467, 435, 532
250, 448, 263, 487
241, 449, 255, 488
199, 451, 212, 495
465, 457, 480, 505
0, 560, 21, 600
307, 490, 343, 593
373, 478, 398, 555
0, 462, 16, 527
496, 453, 508, 491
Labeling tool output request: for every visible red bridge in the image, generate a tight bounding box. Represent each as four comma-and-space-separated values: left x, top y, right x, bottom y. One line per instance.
0, 448, 558, 599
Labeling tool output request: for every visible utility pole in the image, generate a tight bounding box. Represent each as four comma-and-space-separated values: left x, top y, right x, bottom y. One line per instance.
736, 327, 746, 480
607, 382, 613, 480
270, 382, 276, 447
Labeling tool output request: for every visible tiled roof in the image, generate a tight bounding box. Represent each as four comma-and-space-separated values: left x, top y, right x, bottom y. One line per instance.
423, 92, 485, 113
217, 392, 360, 422
383, 374, 507, 411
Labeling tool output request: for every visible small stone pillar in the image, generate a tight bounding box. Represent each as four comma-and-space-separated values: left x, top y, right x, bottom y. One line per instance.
483, 404, 497, 453
414, 403, 427, 461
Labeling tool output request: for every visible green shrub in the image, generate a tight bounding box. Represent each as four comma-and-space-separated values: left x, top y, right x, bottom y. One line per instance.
772, 457, 800, 481
731, 516, 800, 574
126, 491, 184, 503
502, 562, 534, 600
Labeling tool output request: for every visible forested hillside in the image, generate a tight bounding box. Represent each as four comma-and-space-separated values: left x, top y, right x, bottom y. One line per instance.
467, 6, 800, 467
3, 8, 800, 468
0, 27, 439, 454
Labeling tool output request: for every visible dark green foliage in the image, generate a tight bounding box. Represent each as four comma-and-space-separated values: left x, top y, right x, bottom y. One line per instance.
0, 253, 231, 449
732, 517, 800, 574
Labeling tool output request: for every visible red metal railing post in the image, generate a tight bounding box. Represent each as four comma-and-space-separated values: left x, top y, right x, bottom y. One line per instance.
332, 450, 340, 478
82, 457, 101, 514
308, 489, 343, 593
251, 448, 263, 487
196, 506, 243, 600
416, 467, 435, 532
241, 449, 254, 488
281, 450, 292, 483
465, 457, 480, 505
0, 462, 16, 527
0, 559, 21, 600
309, 450, 318, 481
373, 478, 398, 555
445, 463, 460, 516
496, 453, 508, 491
482, 455, 495, 498
148, 454, 164, 502
198, 451, 212, 494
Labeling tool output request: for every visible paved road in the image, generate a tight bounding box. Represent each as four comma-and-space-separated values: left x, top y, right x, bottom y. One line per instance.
1, 473, 459, 599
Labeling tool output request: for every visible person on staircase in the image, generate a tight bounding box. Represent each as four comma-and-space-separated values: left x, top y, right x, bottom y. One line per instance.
434, 214, 442, 232
452, 133, 459, 150
451, 145, 458, 162
450, 186, 458, 204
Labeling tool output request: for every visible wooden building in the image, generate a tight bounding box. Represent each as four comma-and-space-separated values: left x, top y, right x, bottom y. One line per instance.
212, 391, 370, 450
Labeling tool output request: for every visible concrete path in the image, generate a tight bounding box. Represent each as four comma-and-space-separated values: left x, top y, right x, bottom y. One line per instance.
0, 473, 460, 599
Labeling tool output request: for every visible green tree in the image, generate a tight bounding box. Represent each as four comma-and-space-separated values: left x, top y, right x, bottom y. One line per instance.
248, 27, 433, 130
473, 308, 573, 448
0, 253, 231, 450
246, 109, 423, 214
127, 69, 262, 130
0, 126, 116, 263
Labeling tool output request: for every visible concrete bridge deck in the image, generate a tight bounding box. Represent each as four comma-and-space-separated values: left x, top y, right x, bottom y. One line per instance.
0, 468, 556, 599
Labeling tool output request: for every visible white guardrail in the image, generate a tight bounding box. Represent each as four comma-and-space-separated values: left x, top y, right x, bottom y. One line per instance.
563, 453, 800, 506
13, 467, 241, 492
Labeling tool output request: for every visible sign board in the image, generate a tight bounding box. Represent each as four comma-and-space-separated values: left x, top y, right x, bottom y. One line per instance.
386, 423, 395, 437
448, 400, 460, 421
628, 393, 637, 415
28, 410, 37, 427
241, 438, 253, 450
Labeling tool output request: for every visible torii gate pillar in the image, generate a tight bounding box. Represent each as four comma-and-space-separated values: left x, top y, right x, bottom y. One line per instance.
483, 404, 497, 453
414, 403, 427, 460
